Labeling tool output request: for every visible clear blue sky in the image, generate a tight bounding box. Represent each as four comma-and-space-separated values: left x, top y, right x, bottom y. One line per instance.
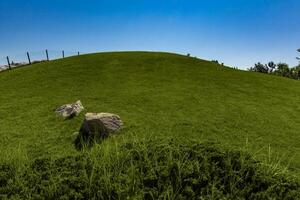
0, 0, 299, 69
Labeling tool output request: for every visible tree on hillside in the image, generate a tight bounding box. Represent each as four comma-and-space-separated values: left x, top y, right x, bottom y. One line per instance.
249, 62, 268, 73
290, 66, 300, 79
297, 49, 300, 63
276, 63, 290, 77
266, 61, 276, 73
296, 66, 300, 78
248, 49, 300, 79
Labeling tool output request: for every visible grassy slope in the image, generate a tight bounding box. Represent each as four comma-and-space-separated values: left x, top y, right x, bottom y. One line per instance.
0, 51, 299, 177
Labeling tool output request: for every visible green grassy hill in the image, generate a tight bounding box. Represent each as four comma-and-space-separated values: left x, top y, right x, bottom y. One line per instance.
0, 52, 299, 199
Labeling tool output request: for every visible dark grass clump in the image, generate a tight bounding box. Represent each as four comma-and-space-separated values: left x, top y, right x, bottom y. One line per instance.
0, 138, 299, 199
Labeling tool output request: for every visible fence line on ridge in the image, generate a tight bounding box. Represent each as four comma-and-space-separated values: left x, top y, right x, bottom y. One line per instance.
0, 50, 83, 72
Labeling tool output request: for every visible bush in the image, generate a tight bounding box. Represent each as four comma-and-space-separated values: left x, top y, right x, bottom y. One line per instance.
0, 138, 299, 199
248, 63, 269, 73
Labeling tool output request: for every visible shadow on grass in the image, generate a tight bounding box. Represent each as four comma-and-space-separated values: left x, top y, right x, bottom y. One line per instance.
74, 135, 95, 150
73, 132, 107, 150
73, 122, 113, 150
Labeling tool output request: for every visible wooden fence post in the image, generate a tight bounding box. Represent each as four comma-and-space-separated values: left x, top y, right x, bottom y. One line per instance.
62, 50, 64, 58
27, 52, 31, 64
6, 56, 11, 70
46, 49, 49, 61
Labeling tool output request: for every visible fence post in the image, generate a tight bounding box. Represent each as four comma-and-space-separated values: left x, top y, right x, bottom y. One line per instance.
6, 56, 11, 70
46, 49, 49, 61
62, 50, 64, 58
27, 52, 31, 64
77, 51, 79, 56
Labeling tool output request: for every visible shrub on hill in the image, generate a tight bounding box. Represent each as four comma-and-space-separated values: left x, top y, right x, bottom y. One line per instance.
248, 49, 300, 80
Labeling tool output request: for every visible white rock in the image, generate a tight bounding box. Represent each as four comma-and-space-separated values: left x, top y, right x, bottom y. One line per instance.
55, 100, 84, 118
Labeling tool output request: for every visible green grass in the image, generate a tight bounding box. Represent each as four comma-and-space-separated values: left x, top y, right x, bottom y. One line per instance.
0, 52, 300, 198
1, 137, 299, 199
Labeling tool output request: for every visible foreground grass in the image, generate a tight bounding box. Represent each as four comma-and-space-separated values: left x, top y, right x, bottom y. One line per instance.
1, 137, 299, 199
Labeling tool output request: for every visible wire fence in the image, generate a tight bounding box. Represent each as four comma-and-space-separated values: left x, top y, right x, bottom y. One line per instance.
0, 50, 83, 72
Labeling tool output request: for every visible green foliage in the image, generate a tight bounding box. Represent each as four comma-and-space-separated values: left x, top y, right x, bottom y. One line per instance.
248, 62, 269, 73
276, 63, 290, 77
249, 61, 300, 79
276, 64, 300, 80
250, 49, 300, 79
267, 62, 276, 73
211, 60, 219, 64
1, 138, 299, 199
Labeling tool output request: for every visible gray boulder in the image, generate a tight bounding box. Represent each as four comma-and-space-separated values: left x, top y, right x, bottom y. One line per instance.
79, 112, 123, 139
55, 100, 84, 118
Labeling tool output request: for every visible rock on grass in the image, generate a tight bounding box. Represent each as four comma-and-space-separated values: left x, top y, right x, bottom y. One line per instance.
79, 112, 123, 140
55, 100, 84, 119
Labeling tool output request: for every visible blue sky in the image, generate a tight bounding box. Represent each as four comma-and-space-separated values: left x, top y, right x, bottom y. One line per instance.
0, 0, 299, 69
